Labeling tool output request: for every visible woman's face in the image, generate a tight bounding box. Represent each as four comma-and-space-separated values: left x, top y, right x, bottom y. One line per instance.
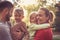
36, 10, 49, 24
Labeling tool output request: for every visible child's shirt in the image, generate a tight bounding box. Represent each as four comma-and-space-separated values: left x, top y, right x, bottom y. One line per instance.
11, 21, 29, 40
28, 23, 50, 39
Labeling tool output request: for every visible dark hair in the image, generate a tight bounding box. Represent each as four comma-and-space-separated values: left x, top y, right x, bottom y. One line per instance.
0, 1, 14, 12
15, 8, 24, 15
39, 8, 54, 23
39, 8, 55, 23
39, 8, 50, 17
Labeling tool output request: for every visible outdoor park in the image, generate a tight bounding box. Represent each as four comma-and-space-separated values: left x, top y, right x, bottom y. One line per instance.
0, 0, 60, 40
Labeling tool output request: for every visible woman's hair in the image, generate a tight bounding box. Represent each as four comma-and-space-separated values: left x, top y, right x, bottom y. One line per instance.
39, 8, 50, 17
38, 8, 55, 23
49, 11, 55, 23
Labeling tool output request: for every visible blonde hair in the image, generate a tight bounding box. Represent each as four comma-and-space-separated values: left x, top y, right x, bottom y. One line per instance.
29, 11, 37, 16
49, 11, 55, 24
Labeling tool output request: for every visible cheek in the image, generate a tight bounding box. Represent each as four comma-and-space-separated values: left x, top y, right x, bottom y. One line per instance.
32, 18, 36, 21
37, 17, 46, 22
42, 17, 48, 22
30, 18, 34, 22
20, 16, 23, 19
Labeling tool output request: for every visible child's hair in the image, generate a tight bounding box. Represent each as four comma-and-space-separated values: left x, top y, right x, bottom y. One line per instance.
38, 8, 55, 23
15, 8, 24, 15
0, 1, 14, 12
30, 11, 37, 18
29, 11, 37, 23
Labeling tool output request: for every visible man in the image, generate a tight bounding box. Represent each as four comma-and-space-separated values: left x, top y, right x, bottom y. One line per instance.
0, 1, 14, 40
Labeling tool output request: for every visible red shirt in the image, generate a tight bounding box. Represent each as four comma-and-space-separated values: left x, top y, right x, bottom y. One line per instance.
34, 28, 53, 40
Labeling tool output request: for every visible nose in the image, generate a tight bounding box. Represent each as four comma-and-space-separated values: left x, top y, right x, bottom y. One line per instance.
36, 16, 40, 19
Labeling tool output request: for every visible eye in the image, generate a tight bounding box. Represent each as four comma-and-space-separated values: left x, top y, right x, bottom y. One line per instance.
37, 14, 41, 17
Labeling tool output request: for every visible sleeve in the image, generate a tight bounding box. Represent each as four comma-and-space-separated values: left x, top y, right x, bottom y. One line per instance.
29, 23, 50, 31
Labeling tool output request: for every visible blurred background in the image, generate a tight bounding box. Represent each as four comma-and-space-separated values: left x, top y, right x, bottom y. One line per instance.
0, 0, 60, 40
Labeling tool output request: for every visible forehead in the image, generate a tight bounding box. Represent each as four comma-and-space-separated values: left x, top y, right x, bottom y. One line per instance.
38, 9, 45, 14
30, 13, 37, 17
37, 10, 46, 16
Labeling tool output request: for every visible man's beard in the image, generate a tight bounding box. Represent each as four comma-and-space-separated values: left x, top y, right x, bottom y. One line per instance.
5, 13, 11, 21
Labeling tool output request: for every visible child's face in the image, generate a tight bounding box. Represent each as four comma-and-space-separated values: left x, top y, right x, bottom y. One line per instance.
30, 13, 36, 23
37, 10, 49, 24
14, 11, 24, 22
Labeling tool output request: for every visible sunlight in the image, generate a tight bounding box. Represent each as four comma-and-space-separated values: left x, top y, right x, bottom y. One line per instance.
15, 0, 38, 6
21, 0, 37, 5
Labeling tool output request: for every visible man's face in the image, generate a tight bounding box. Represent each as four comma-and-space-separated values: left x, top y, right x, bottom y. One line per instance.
5, 8, 13, 21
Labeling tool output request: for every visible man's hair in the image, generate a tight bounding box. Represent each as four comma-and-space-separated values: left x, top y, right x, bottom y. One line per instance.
0, 1, 14, 12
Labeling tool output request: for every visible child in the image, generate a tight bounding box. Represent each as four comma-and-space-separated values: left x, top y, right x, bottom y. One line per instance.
34, 8, 54, 40
28, 12, 50, 40
11, 8, 29, 40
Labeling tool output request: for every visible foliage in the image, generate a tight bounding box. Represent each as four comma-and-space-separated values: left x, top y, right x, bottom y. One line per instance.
13, 0, 56, 25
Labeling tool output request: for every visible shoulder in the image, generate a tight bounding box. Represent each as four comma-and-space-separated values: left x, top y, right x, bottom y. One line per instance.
0, 23, 8, 33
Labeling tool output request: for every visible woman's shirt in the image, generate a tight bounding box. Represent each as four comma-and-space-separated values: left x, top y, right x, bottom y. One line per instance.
34, 27, 53, 40
28, 23, 50, 38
